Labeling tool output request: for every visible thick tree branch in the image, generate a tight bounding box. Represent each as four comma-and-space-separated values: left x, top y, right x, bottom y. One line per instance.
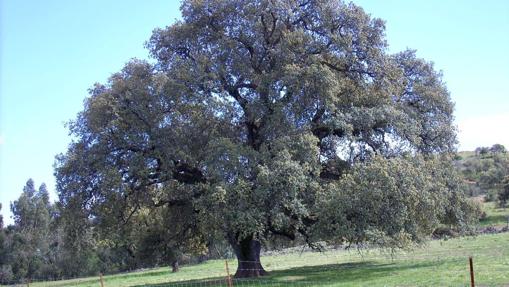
320, 60, 376, 78
172, 160, 206, 184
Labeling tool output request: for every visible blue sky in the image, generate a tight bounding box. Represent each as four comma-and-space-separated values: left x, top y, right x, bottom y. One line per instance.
1, 0, 508, 224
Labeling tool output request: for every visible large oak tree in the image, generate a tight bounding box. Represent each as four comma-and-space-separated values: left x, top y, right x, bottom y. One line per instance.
56, 0, 476, 277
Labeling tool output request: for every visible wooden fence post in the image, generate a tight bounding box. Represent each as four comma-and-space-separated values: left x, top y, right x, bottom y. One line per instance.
224, 260, 233, 287
469, 257, 475, 287
99, 273, 105, 287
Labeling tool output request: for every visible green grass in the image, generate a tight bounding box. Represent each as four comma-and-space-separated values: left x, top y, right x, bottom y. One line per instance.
457, 150, 476, 159
20, 232, 509, 287
480, 201, 509, 227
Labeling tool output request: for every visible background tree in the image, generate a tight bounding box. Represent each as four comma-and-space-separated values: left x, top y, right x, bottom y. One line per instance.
56, 0, 475, 277
0, 203, 12, 283
1, 178, 205, 284
475, 147, 490, 156
134, 206, 208, 272
6, 180, 53, 282
499, 176, 509, 207
55, 198, 102, 277
0, 203, 3, 229
490, 144, 506, 154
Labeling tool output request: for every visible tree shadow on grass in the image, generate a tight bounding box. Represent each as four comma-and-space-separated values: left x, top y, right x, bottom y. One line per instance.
266, 261, 437, 285
112, 268, 174, 280
134, 261, 437, 287
480, 214, 509, 226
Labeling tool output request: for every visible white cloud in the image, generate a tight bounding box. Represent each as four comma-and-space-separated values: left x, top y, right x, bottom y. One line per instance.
457, 114, 509, 151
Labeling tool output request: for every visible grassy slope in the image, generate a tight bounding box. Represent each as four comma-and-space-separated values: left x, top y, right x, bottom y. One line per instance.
480, 201, 509, 227
23, 232, 509, 287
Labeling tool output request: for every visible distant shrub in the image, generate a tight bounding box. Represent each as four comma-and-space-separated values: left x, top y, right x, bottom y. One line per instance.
432, 226, 459, 239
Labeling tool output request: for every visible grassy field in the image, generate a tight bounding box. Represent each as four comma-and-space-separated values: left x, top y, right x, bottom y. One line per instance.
8, 203, 508, 287
480, 201, 509, 227
17, 231, 508, 287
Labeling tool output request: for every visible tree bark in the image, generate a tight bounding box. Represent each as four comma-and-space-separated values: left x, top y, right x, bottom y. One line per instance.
230, 236, 268, 278
171, 260, 179, 273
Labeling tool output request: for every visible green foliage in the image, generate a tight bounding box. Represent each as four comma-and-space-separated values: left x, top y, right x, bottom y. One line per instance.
10, 180, 51, 279
0, 180, 104, 284
490, 144, 507, 154
475, 144, 506, 156
0, 204, 11, 283
54, 199, 103, 278
499, 176, 509, 207
316, 156, 479, 248
1, 180, 56, 282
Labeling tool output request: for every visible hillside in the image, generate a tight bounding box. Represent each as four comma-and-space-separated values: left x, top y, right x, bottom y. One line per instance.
456, 145, 509, 202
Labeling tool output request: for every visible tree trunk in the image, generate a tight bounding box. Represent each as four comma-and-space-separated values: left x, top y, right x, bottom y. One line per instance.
230, 236, 268, 278
171, 260, 179, 273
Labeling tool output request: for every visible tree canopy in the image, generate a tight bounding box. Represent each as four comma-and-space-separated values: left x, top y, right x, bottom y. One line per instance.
56, 0, 474, 277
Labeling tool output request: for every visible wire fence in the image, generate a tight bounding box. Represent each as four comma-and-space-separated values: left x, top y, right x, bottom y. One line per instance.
7, 241, 509, 287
